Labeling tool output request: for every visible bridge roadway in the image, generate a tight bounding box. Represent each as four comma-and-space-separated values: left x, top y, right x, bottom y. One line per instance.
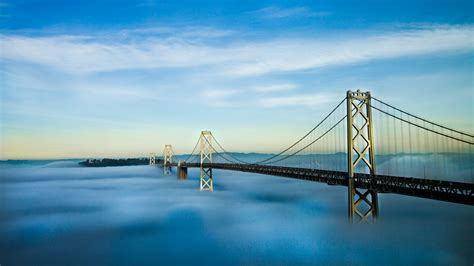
170, 162, 474, 205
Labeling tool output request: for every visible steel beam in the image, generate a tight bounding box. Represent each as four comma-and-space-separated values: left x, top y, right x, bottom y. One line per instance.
347, 90, 378, 222
163, 144, 173, 175
177, 162, 474, 205
200, 131, 213, 191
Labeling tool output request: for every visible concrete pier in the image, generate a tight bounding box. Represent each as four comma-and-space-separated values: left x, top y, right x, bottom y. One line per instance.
177, 161, 188, 180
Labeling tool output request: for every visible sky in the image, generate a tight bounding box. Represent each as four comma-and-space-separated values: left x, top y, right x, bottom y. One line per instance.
0, 0, 473, 159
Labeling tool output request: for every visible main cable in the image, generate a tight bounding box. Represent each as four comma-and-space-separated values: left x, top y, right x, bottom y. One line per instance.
206, 97, 348, 166
265, 115, 347, 165
369, 104, 474, 145
203, 135, 244, 164
373, 97, 474, 138
183, 137, 201, 163
254, 97, 347, 164
211, 135, 253, 164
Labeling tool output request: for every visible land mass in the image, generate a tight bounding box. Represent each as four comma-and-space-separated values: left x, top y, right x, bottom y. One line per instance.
79, 158, 162, 167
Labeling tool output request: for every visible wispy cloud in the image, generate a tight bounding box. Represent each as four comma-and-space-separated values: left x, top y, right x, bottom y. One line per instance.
202, 89, 238, 98
198, 83, 300, 107
259, 93, 338, 108
225, 25, 474, 76
251, 6, 330, 19
119, 26, 236, 39
1, 65, 163, 103
200, 89, 241, 107
252, 83, 298, 93
1, 24, 473, 76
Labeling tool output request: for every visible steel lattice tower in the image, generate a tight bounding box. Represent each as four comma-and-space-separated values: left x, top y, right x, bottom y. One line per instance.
346, 90, 379, 222
149, 153, 156, 165
200, 131, 213, 191
163, 144, 173, 175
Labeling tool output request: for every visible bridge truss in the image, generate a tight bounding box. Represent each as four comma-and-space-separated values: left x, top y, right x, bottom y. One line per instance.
163, 144, 174, 175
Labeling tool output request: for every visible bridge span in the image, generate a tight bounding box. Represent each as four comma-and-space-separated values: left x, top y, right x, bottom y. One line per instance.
154, 90, 474, 222
172, 162, 473, 206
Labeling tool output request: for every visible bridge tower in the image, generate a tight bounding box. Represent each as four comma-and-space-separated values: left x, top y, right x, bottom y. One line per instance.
346, 90, 378, 222
163, 144, 173, 174
149, 153, 156, 165
200, 131, 213, 191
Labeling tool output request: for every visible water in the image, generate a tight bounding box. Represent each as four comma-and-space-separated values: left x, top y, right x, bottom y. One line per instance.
0, 160, 473, 265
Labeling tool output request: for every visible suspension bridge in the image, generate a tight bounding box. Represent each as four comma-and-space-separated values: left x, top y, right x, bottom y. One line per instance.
150, 90, 474, 222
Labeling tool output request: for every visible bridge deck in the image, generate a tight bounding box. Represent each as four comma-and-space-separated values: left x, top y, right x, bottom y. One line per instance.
172, 162, 474, 205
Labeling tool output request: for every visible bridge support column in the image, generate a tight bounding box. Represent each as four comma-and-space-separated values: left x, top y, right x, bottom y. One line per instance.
149, 153, 156, 165
347, 90, 379, 222
163, 144, 173, 175
200, 131, 213, 191
177, 160, 188, 180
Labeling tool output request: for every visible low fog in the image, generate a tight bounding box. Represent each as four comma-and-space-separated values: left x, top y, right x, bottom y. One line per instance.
0, 161, 472, 265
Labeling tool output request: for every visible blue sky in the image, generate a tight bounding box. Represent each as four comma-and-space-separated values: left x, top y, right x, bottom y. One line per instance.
0, 0, 473, 159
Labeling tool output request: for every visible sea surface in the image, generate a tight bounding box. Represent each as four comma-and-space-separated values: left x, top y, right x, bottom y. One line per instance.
0, 160, 473, 265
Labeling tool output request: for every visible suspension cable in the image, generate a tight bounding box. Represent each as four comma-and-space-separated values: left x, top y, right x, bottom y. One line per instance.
369, 104, 474, 145
197, 97, 347, 166
213, 150, 240, 164
183, 137, 201, 163
265, 115, 347, 165
210, 135, 253, 164
372, 97, 474, 138
202, 136, 243, 164
253, 97, 347, 164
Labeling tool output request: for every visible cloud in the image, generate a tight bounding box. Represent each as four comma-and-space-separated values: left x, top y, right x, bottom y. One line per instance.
252, 83, 298, 93
0, 35, 219, 72
197, 83, 303, 108
259, 93, 338, 108
199, 89, 241, 107
0, 24, 473, 76
119, 26, 235, 39
224, 25, 474, 76
177, 26, 236, 39
202, 89, 238, 98
251, 6, 330, 19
